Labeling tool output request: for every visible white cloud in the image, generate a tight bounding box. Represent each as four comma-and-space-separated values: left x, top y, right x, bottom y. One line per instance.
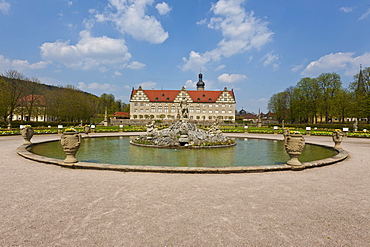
218, 73, 247, 83
78, 81, 116, 91
114, 71, 122, 76
136, 81, 157, 89
126, 61, 146, 70
260, 51, 279, 68
0, 55, 48, 71
359, 8, 370, 20
0, 0, 10, 14
185, 80, 196, 89
301, 52, 370, 77
66, 1, 73, 7
339, 7, 354, 13
215, 64, 226, 71
156, 2, 171, 15
291, 64, 303, 72
40, 30, 131, 70
182, 51, 211, 72
182, 0, 273, 72
95, 0, 169, 44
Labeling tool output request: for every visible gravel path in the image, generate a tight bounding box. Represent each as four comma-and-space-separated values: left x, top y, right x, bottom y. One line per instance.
0, 133, 369, 246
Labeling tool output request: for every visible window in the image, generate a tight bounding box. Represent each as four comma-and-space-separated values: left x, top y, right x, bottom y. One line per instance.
215, 104, 219, 107
140, 109, 144, 112
164, 106, 168, 113
209, 104, 213, 108
134, 103, 138, 106
209, 110, 213, 113
146, 109, 149, 112
222, 110, 225, 114
229, 104, 232, 107
140, 103, 144, 106
158, 106, 163, 113
215, 110, 219, 114
151, 106, 155, 112
228, 110, 232, 114
190, 107, 194, 113
203, 110, 206, 113
146, 103, 149, 106
209, 116, 212, 119
196, 107, 200, 113
171, 106, 176, 113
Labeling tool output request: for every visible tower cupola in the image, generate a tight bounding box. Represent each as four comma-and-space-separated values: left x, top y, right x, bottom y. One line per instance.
196, 72, 205, 91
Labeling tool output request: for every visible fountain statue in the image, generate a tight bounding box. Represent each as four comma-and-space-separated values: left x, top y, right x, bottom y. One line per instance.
131, 98, 235, 148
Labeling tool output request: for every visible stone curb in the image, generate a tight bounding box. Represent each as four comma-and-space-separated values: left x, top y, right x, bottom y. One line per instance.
16, 134, 349, 174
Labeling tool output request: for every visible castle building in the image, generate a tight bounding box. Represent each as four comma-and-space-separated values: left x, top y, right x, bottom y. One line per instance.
129, 73, 236, 121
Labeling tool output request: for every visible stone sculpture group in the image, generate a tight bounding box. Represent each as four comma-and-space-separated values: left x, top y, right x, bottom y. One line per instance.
132, 98, 235, 147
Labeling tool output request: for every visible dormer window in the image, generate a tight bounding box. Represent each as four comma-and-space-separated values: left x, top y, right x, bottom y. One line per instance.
197, 98, 200, 101
166, 97, 169, 101
162, 93, 165, 97
155, 97, 158, 101
202, 94, 205, 97
208, 98, 212, 101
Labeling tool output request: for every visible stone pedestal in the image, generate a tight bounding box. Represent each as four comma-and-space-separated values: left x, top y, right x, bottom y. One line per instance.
61, 132, 81, 163
179, 135, 189, 146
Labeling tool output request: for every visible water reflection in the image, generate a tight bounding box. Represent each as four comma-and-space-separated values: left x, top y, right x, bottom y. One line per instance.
30, 137, 337, 167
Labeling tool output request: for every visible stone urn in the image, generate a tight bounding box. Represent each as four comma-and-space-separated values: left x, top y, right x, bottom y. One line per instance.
21, 126, 34, 145
285, 133, 305, 169
60, 131, 82, 163
83, 125, 90, 137
332, 130, 343, 149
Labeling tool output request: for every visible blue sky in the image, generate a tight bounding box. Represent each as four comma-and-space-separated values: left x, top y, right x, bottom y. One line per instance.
1, 0, 369, 113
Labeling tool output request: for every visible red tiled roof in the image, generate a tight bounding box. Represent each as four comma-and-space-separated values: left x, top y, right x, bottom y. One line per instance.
244, 113, 257, 119
131, 89, 234, 103
113, 112, 130, 117
144, 90, 180, 102
18, 95, 46, 106
187, 91, 222, 102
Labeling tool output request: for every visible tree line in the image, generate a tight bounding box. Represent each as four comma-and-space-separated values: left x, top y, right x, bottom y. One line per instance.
0, 70, 129, 127
268, 67, 370, 124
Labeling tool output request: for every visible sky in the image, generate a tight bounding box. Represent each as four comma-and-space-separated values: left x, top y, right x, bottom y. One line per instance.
1, 0, 370, 113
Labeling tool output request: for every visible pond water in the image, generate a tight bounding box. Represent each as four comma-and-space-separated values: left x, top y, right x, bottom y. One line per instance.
30, 137, 337, 167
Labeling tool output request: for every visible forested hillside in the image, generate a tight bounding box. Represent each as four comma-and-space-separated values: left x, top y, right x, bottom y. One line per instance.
0, 70, 128, 126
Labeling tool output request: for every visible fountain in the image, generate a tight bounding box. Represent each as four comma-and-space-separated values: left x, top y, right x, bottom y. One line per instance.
16, 98, 349, 173
131, 99, 235, 148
